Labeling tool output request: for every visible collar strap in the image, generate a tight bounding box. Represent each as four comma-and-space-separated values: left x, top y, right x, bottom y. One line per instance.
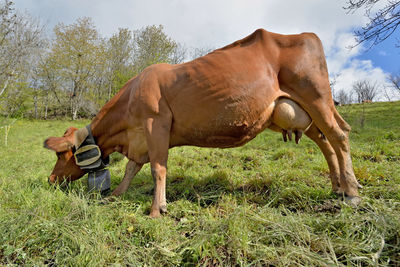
74, 125, 109, 171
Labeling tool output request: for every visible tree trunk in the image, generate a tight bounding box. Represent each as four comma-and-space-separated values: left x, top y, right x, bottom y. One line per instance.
0, 73, 13, 97
44, 94, 48, 120
73, 108, 78, 120
108, 83, 112, 101
34, 94, 38, 119
70, 96, 75, 120
71, 96, 79, 120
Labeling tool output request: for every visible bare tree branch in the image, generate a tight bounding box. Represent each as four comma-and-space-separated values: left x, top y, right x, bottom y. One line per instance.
352, 80, 380, 102
0, 70, 14, 96
336, 89, 353, 105
190, 46, 215, 60
389, 73, 400, 90
345, 0, 400, 47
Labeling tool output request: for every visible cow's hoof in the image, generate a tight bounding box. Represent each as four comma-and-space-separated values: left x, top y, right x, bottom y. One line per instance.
160, 205, 168, 214
149, 210, 161, 218
332, 189, 344, 196
149, 205, 167, 218
344, 196, 362, 207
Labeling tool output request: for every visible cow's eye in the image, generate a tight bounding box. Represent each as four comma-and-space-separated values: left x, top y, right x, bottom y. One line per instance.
56, 152, 62, 159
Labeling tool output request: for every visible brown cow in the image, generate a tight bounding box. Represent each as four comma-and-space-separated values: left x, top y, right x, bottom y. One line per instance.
44, 29, 362, 217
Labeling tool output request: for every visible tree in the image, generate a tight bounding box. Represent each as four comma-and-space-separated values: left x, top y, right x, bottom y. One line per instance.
132, 25, 183, 73
0, 0, 16, 96
0, 0, 44, 98
34, 50, 65, 119
389, 73, 400, 91
345, 0, 400, 47
352, 80, 379, 103
336, 89, 353, 105
48, 17, 105, 119
190, 46, 214, 60
104, 28, 134, 100
169, 43, 187, 64
0, 1, 45, 118
381, 73, 400, 101
330, 73, 341, 102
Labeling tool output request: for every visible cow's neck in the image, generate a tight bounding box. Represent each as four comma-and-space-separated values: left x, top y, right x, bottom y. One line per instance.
89, 86, 130, 157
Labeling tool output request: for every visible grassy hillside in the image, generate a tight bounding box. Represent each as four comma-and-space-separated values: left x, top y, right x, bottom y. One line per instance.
0, 101, 399, 266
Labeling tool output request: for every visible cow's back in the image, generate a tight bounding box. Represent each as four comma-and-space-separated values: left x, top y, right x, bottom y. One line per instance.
135, 29, 327, 148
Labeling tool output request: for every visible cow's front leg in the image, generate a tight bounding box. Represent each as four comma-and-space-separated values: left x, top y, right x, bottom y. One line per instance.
111, 160, 143, 196
150, 163, 168, 217
144, 111, 172, 217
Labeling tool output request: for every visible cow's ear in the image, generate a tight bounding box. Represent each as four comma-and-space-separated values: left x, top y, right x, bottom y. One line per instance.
63, 126, 78, 137
44, 137, 74, 152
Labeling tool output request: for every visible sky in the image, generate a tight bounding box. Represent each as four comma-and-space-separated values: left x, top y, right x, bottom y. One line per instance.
14, 0, 400, 100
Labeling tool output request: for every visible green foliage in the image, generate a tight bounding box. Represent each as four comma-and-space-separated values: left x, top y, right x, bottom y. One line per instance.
0, 7, 189, 120
112, 69, 135, 93
106, 28, 135, 98
0, 81, 32, 117
132, 25, 183, 73
1, 101, 400, 265
46, 17, 106, 120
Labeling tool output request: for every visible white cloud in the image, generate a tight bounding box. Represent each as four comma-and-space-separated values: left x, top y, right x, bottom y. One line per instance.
334, 59, 389, 96
379, 50, 388, 56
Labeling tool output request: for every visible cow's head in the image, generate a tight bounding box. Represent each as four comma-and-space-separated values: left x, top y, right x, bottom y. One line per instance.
44, 127, 86, 184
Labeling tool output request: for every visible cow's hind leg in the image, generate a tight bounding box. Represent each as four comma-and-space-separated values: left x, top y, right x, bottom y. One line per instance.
144, 114, 172, 218
305, 124, 341, 193
111, 160, 143, 196
333, 108, 362, 190
280, 90, 360, 200
299, 98, 360, 203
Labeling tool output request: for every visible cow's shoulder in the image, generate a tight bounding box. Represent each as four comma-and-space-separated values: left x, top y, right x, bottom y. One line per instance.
272, 31, 322, 50
217, 28, 272, 51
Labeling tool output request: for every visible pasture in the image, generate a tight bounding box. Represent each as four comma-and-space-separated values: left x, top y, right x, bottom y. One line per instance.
0, 101, 399, 266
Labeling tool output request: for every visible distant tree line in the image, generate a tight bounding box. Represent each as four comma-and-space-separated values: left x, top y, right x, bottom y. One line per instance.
332, 78, 400, 105
0, 1, 212, 119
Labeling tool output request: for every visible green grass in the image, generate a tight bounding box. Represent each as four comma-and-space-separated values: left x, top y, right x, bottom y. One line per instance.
1, 101, 399, 266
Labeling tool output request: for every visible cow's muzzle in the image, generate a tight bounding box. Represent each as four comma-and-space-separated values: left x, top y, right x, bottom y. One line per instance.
48, 174, 57, 185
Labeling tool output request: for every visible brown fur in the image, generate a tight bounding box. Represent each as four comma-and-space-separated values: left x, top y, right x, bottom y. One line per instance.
44, 29, 361, 217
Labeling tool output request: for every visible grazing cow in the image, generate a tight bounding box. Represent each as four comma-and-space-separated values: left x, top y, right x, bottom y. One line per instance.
44, 29, 362, 217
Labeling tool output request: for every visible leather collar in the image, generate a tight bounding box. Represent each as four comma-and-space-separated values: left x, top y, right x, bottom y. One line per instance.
74, 125, 109, 171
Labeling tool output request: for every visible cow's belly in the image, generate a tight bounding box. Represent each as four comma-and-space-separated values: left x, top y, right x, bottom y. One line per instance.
170, 100, 276, 148
167, 64, 281, 148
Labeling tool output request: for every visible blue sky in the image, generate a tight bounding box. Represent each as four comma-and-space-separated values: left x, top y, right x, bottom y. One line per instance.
356, 35, 399, 73
14, 0, 400, 99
